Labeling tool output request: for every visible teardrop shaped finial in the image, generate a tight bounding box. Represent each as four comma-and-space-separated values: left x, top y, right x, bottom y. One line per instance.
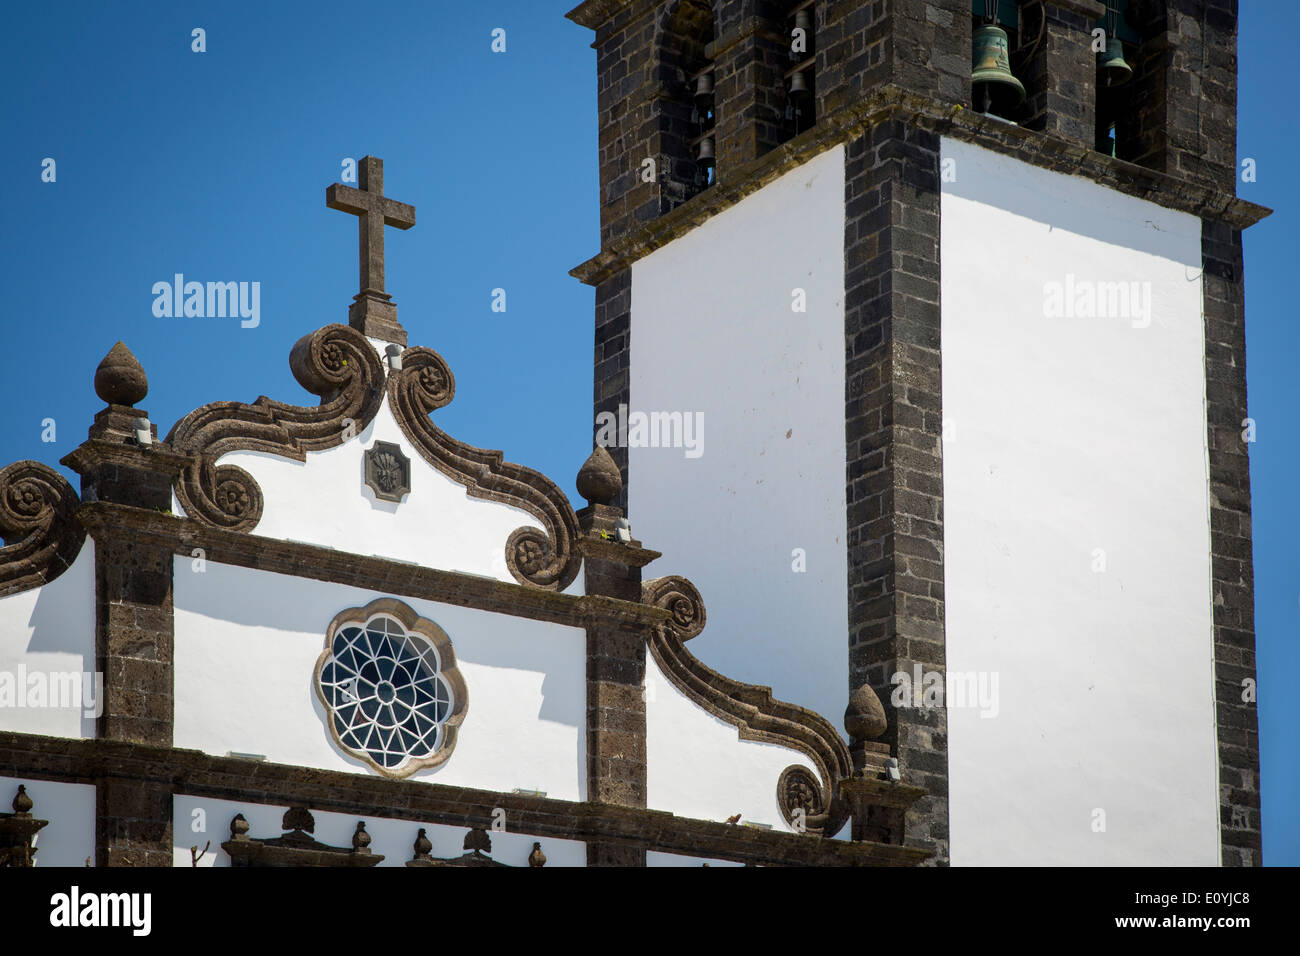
413, 827, 433, 859
93, 342, 148, 407
12, 784, 33, 815
352, 821, 371, 851
576, 445, 622, 506
844, 682, 888, 742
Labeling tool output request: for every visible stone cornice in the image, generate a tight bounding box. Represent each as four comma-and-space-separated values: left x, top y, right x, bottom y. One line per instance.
1047, 0, 1106, 20
74, 502, 669, 633
0, 731, 929, 866
570, 84, 1272, 285
566, 0, 631, 31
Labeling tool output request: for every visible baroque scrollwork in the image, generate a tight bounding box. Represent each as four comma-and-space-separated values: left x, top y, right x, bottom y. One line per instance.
165, 323, 385, 532
387, 347, 581, 591
0, 461, 86, 598
643, 575, 853, 836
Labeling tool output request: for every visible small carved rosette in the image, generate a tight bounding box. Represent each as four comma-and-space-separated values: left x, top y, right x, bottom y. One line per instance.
314, 599, 467, 777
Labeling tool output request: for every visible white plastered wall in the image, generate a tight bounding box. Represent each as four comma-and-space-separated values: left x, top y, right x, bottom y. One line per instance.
173, 561, 586, 801
940, 137, 1218, 865
172, 794, 585, 867
630, 145, 849, 729
0, 544, 96, 738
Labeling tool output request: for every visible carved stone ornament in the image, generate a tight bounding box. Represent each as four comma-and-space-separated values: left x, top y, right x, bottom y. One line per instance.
165, 323, 385, 533
643, 575, 852, 838
221, 808, 384, 867
387, 347, 582, 591
0, 785, 49, 867
0, 461, 86, 598
406, 826, 509, 867
777, 765, 826, 835
364, 440, 411, 502
314, 598, 468, 778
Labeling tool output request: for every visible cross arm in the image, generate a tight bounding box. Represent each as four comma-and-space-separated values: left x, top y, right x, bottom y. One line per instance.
325, 183, 367, 216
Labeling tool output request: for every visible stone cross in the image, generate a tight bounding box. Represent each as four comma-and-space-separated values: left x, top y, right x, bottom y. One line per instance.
327, 156, 415, 345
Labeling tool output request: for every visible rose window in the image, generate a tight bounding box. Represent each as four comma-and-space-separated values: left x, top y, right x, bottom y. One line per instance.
315, 600, 467, 777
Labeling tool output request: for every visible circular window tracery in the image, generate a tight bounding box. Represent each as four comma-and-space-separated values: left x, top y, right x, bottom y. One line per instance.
314, 599, 467, 777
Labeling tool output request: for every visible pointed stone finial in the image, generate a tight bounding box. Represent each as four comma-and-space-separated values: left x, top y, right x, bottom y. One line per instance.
412, 827, 433, 861
352, 821, 371, 852
12, 784, 33, 816
229, 813, 250, 841
844, 682, 887, 742
528, 841, 547, 868
93, 342, 148, 407
576, 445, 622, 506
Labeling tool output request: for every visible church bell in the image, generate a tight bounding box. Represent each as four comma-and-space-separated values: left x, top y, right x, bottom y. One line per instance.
694, 71, 714, 108
788, 69, 809, 99
971, 23, 1025, 112
696, 135, 715, 169
1097, 36, 1133, 87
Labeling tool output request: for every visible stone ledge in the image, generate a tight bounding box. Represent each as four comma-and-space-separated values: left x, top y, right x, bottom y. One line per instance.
570, 84, 1272, 286
74, 502, 670, 633
0, 732, 931, 867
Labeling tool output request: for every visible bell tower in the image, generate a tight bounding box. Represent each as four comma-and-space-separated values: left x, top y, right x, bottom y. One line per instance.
567, 0, 1267, 866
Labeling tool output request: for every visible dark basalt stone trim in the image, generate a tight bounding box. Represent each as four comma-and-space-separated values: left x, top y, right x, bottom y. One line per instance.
570, 84, 1272, 286
643, 576, 855, 826
0, 461, 86, 598
165, 323, 386, 533
387, 347, 583, 592
843, 119, 949, 864
0, 732, 928, 866
566, 0, 633, 31
74, 502, 667, 634
1202, 218, 1262, 866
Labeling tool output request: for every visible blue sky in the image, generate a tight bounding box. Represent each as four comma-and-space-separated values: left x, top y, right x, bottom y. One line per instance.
0, 2, 1293, 863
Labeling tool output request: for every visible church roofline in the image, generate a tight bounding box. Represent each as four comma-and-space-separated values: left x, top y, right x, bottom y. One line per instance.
569, 84, 1272, 287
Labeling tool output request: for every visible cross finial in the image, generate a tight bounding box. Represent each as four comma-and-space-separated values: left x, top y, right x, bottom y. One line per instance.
326, 156, 415, 345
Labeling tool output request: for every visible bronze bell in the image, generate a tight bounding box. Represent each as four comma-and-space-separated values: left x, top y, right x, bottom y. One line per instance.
696, 136, 715, 170
694, 71, 714, 107
788, 69, 809, 99
971, 23, 1025, 112
1097, 36, 1133, 87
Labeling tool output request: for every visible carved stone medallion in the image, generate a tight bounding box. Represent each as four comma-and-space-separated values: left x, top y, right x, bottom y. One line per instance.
364, 440, 411, 502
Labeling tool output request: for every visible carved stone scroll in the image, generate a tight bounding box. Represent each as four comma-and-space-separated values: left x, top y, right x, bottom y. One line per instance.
165, 323, 385, 532
0, 461, 86, 598
387, 347, 581, 591
643, 575, 853, 835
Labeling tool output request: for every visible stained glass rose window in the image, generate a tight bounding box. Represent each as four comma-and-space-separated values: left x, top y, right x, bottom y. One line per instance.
315, 599, 467, 777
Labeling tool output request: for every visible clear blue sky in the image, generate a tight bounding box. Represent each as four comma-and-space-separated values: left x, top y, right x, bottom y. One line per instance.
1, 2, 1293, 864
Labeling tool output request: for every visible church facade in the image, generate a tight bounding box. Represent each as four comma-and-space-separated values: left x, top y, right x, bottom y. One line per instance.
0, 0, 1264, 867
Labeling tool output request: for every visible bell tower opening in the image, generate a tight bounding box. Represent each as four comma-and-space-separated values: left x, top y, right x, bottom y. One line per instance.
658, 0, 717, 213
